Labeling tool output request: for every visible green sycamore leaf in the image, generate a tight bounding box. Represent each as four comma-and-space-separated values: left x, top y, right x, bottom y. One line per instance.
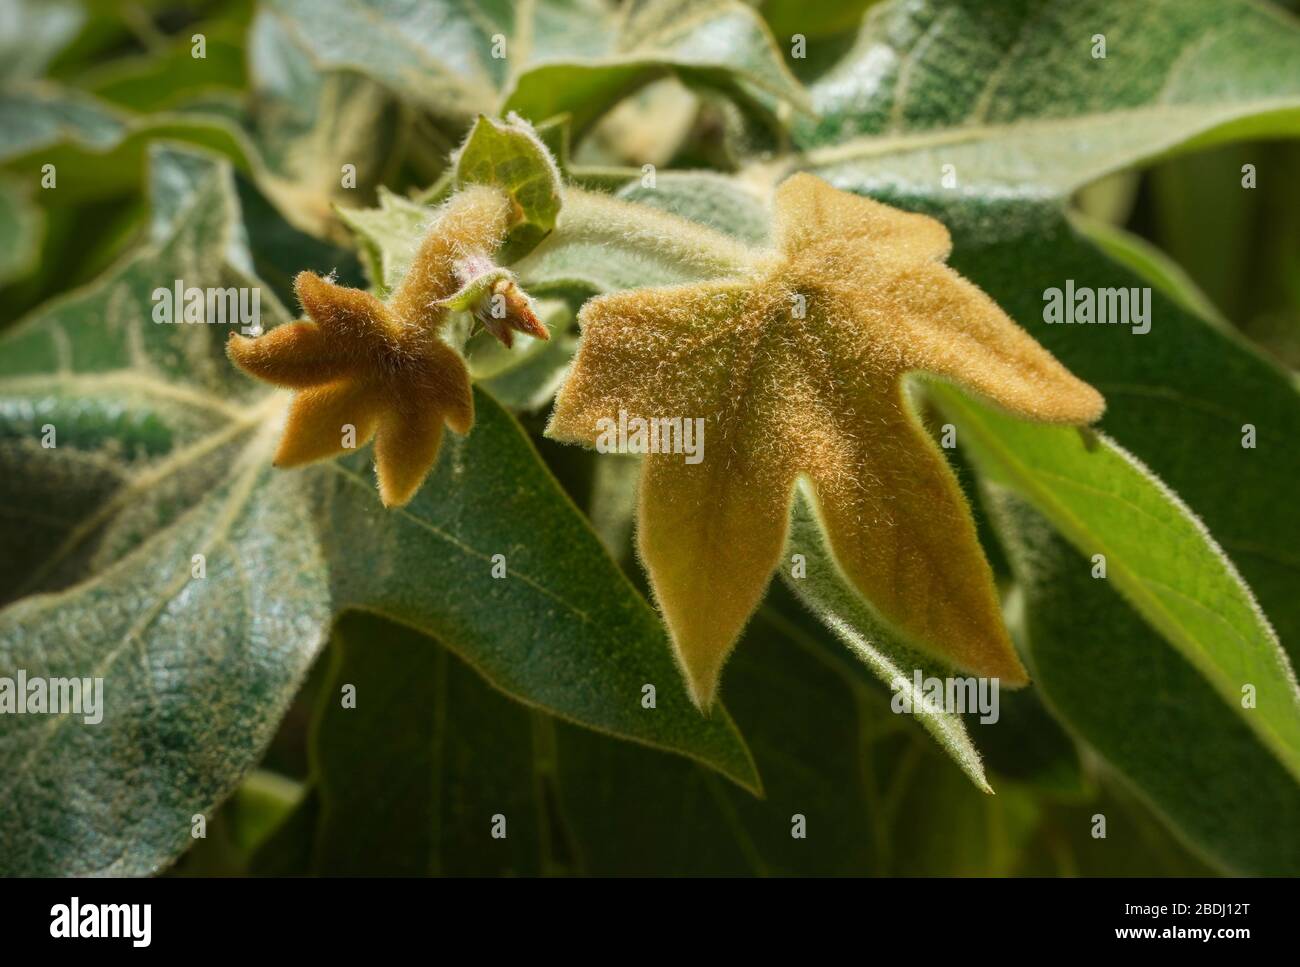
0, 146, 757, 875
0, 100, 257, 209
1070, 211, 1231, 331
941, 206, 1300, 656
514, 181, 756, 293
0, 147, 316, 876
324, 390, 758, 795
933, 384, 1300, 785
0, 3, 243, 283
0, 9, 399, 239
1015, 783, 1215, 876
241, 10, 404, 237
549, 600, 1044, 875
779, 0, 1300, 817
308, 614, 546, 875
759, 0, 878, 45
79, 14, 247, 114
986, 489, 1300, 874
335, 187, 430, 297
614, 170, 773, 243
0, 85, 127, 163
265, 0, 807, 135
794, 0, 1300, 198
0, 0, 84, 85
456, 114, 563, 229
291, 608, 1043, 875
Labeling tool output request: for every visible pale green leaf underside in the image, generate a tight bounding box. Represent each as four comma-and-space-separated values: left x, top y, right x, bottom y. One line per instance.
0, 0, 83, 85
514, 185, 755, 293
266, 0, 805, 132
244, 10, 403, 234
796, 0, 1300, 197
989, 489, 1300, 874
0, 86, 127, 162
783, 483, 990, 792
336, 186, 431, 296
933, 385, 1300, 785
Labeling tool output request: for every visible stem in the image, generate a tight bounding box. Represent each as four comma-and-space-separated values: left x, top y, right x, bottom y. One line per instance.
548, 187, 760, 278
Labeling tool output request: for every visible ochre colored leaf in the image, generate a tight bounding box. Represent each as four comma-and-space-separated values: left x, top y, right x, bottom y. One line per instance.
549, 173, 1103, 707
859, 261, 1105, 424
273, 379, 382, 468
374, 405, 446, 509
227, 321, 355, 387
228, 187, 514, 507
774, 173, 952, 264
390, 186, 516, 319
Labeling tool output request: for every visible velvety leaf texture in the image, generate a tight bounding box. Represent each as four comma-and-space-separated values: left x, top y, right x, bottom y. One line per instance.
0, 147, 759, 875
987, 489, 1300, 874
266, 0, 806, 132
5, 0, 1300, 878
546, 173, 1098, 706
936, 385, 1300, 784
795, 0, 1300, 198
776, 0, 1300, 838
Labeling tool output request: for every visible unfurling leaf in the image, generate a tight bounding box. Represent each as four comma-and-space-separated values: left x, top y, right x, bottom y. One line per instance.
453, 113, 563, 260
436, 255, 550, 350
548, 173, 1104, 707
228, 185, 527, 507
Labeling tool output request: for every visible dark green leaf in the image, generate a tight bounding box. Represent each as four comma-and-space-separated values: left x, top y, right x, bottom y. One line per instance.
986, 488, 1300, 874
266, 0, 806, 135
0, 146, 758, 876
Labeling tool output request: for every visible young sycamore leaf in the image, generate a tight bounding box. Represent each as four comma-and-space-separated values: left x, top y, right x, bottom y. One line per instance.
0, 147, 763, 872
453, 113, 563, 260
228, 185, 549, 507
548, 173, 1104, 708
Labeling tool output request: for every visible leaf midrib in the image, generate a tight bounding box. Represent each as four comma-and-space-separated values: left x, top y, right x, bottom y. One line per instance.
800, 96, 1300, 189
326, 461, 593, 624
0, 415, 282, 812
8, 392, 276, 600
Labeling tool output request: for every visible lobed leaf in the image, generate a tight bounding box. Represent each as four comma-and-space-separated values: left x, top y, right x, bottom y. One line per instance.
0, 146, 759, 875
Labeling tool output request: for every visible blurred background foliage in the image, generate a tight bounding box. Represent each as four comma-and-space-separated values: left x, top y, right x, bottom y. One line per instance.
3, 0, 1295, 875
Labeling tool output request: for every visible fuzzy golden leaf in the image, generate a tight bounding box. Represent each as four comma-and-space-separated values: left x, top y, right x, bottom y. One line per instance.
548, 173, 1104, 708
228, 185, 525, 507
